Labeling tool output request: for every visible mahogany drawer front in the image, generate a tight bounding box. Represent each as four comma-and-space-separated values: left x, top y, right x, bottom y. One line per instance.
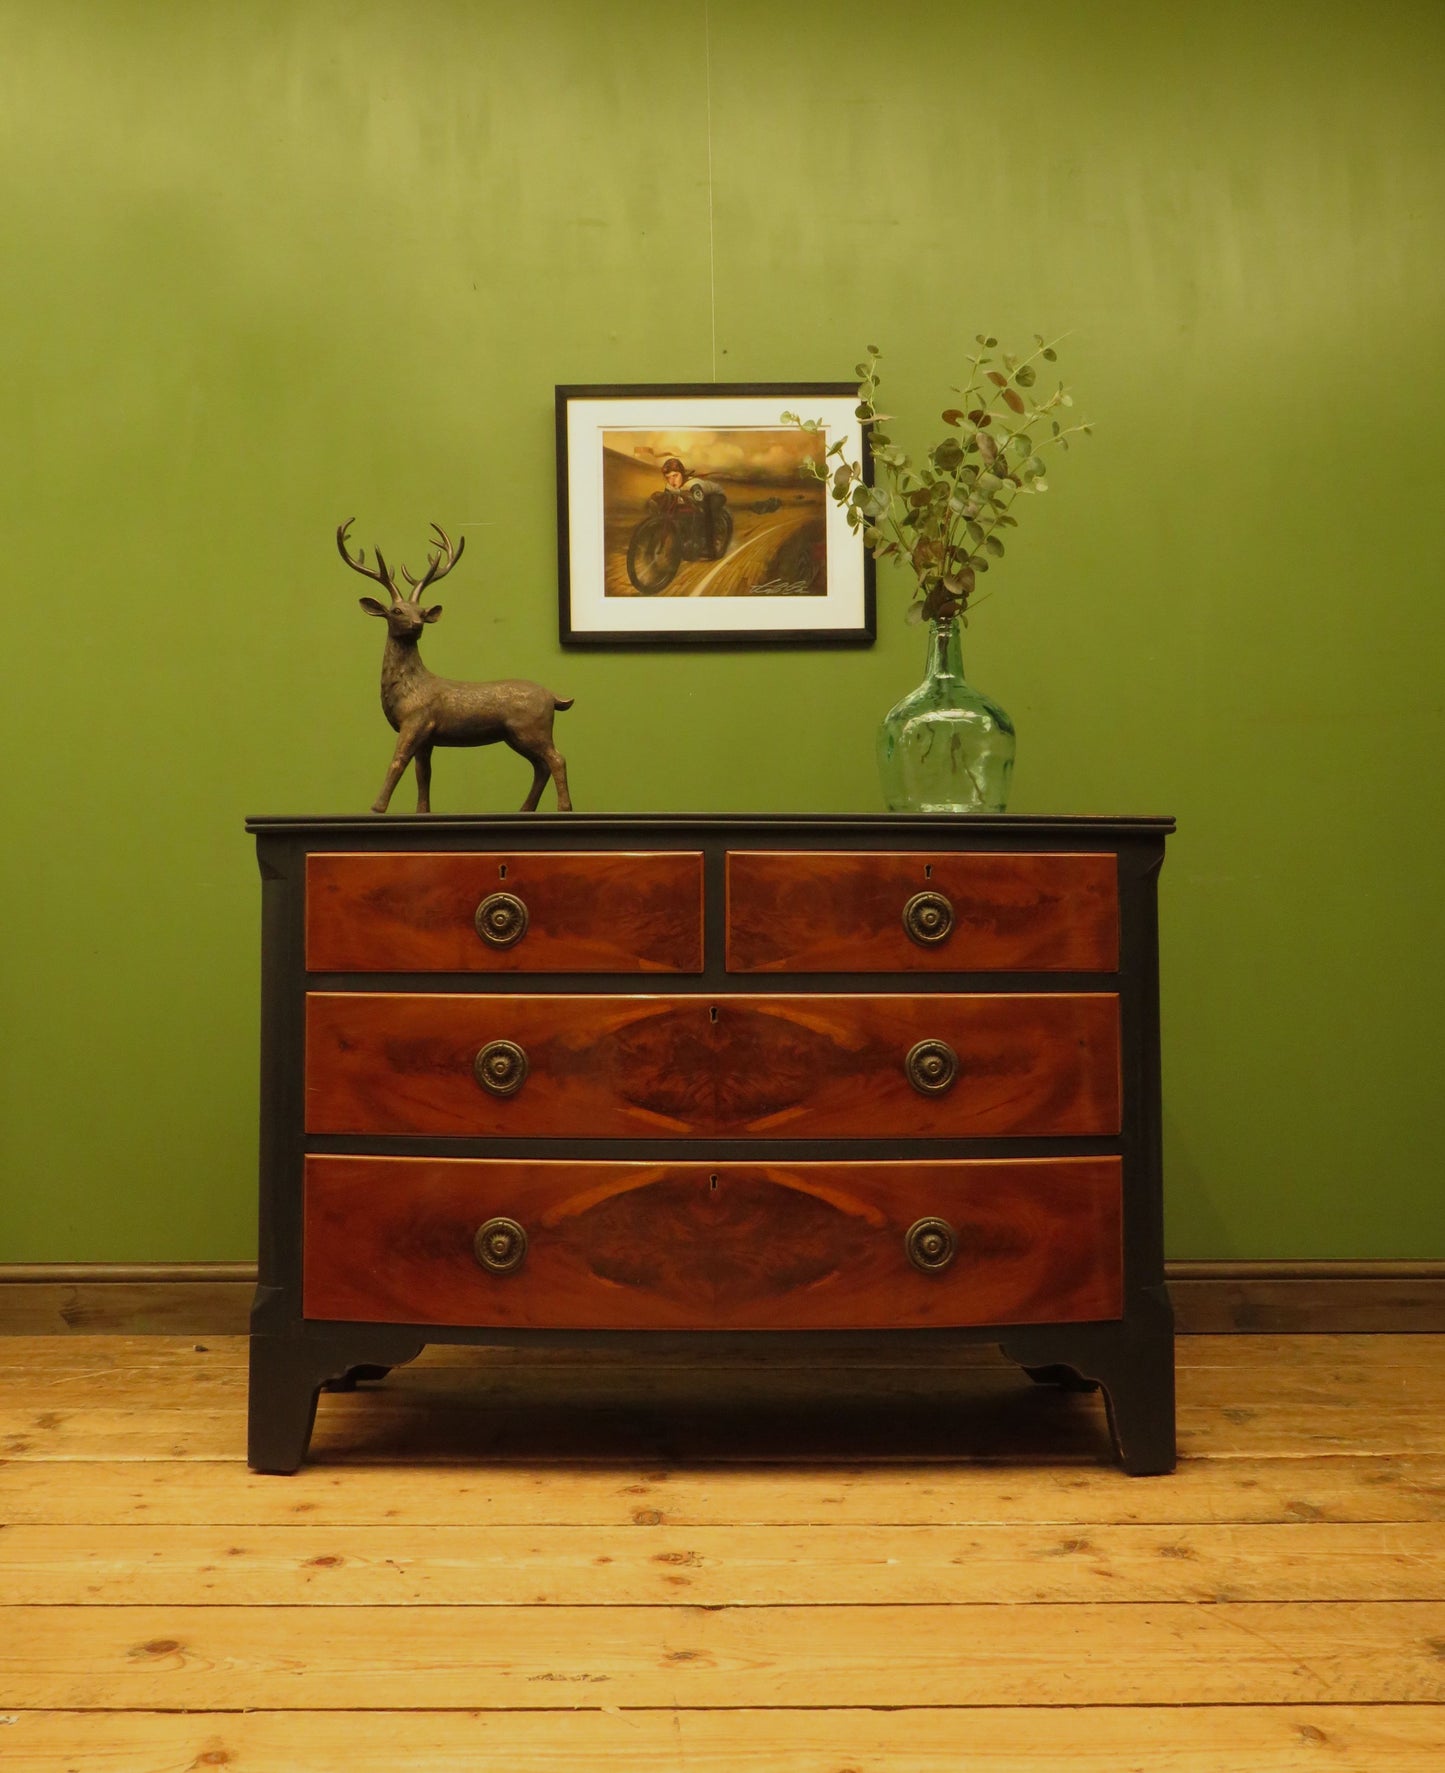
304, 991, 1120, 1139
305, 850, 704, 973
726, 850, 1119, 973
303, 1154, 1124, 1331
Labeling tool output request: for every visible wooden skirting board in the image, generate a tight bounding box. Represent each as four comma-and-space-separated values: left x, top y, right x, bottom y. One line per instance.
1, 1260, 1442, 1335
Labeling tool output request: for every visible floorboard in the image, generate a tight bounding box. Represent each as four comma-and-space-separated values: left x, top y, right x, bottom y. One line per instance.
1, 1333, 1442, 1769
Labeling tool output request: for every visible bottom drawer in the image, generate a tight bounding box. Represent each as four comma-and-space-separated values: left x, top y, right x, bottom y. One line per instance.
303, 1154, 1123, 1331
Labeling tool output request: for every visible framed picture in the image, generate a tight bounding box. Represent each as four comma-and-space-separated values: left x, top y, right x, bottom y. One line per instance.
556, 383, 875, 647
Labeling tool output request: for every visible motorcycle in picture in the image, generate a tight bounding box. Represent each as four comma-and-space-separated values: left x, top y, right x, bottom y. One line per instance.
626, 478, 734, 593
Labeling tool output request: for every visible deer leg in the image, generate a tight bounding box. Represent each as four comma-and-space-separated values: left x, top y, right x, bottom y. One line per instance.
413, 745, 433, 814
373, 727, 423, 814
519, 753, 549, 812
543, 745, 573, 812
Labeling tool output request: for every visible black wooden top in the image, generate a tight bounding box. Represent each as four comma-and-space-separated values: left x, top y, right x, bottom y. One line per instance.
246, 813, 1175, 837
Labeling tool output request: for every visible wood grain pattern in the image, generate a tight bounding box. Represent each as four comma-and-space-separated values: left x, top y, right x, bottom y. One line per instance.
6, 1601, 1443, 1708
14, 1363, 1445, 1462
5, 1448, 1444, 1527
7, 1707, 1445, 1773
11, 1520, 1442, 1605
305, 851, 704, 973
304, 992, 1121, 1137
301, 1154, 1121, 1330
727, 850, 1119, 972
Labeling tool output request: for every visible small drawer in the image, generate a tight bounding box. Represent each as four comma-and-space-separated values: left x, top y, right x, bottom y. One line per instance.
303, 1154, 1124, 1330
306, 850, 703, 973
727, 850, 1118, 972
304, 991, 1120, 1139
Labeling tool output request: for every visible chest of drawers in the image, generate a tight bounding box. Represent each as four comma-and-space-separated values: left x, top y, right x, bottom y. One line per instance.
246, 814, 1174, 1473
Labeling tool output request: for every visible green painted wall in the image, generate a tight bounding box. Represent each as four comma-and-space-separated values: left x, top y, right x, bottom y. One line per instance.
1, 1, 1440, 1262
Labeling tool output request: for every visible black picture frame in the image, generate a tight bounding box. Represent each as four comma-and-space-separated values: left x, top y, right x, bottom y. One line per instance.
556, 382, 875, 648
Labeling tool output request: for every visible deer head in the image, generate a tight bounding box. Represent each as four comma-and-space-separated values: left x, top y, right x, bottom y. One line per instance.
337, 520, 466, 639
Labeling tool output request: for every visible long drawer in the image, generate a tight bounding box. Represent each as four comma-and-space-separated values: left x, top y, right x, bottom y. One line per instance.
302, 1154, 1124, 1330
304, 991, 1122, 1139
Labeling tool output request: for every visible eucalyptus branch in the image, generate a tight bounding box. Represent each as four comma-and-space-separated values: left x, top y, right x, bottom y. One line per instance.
783, 336, 1089, 624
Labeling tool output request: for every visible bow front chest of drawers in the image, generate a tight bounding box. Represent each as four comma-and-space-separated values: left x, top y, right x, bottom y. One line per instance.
246, 813, 1175, 1473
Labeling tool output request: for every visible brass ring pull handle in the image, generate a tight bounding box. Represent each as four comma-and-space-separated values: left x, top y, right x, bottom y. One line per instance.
902, 889, 954, 947
473, 1216, 528, 1275
475, 891, 529, 949
473, 1039, 529, 1097
906, 1038, 959, 1095
905, 1216, 958, 1274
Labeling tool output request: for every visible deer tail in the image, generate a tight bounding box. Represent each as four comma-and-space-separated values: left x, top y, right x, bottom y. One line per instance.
553, 695, 575, 712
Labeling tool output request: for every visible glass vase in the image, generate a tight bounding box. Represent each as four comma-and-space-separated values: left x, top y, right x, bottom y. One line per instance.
877, 615, 1016, 813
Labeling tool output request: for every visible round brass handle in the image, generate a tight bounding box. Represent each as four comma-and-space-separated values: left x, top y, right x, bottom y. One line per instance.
906, 1038, 959, 1095
473, 1216, 528, 1275
473, 1039, 529, 1097
906, 1217, 958, 1274
903, 890, 954, 947
475, 891, 529, 949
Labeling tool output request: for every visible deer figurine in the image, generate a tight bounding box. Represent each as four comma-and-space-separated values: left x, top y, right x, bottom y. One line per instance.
338, 519, 574, 814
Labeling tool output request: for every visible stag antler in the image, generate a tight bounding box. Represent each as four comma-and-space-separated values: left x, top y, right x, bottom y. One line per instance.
337, 518, 403, 602
400, 523, 466, 602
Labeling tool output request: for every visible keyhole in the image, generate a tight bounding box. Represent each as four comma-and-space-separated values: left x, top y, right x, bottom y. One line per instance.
709, 1004, 719, 1023
499, 863, 508, 879
709, 1174, 719, 1193
924, 864, 933, 880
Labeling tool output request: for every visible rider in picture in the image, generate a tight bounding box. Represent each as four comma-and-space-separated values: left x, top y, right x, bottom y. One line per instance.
653, 456, 727, 558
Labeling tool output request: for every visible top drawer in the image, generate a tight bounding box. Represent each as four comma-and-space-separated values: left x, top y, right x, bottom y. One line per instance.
727, 851, 1118, 973
306, 851, 704, 973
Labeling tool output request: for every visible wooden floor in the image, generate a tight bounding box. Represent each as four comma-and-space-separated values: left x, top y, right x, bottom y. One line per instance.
0, 1334, 1442, 1769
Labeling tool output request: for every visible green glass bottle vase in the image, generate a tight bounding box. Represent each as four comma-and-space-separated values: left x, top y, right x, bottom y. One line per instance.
877, 615, 1016, 813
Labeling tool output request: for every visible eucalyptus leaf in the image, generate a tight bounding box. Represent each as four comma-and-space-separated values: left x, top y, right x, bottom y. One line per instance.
1015, 363, 1037, 387
1002, 388, 1026, 414
985, 536, 1005, 557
